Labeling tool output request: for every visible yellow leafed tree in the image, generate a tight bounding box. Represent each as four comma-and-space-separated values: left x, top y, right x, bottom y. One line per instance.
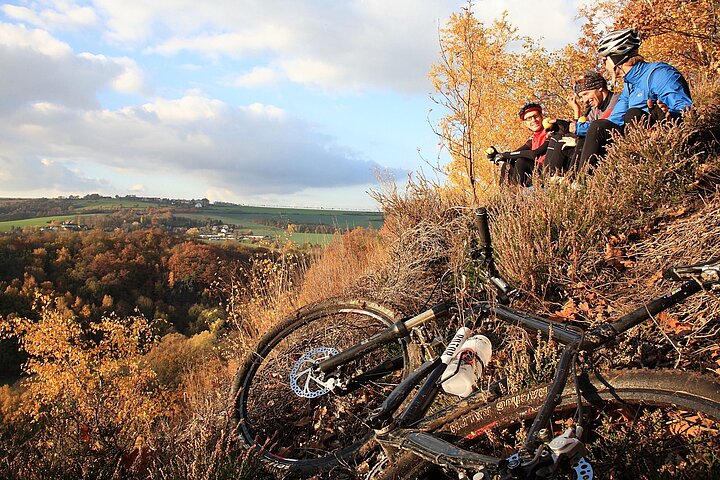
1, 296, 168, 474
430, 4, 596, 200
579, 0, 719, 79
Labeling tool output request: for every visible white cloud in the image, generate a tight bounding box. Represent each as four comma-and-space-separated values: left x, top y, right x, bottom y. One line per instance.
146, 24, 293, 57
83, 0, 461, 93
280, 57, 344, 91
230, 66, 279, 88
0, 22, 148, 109
243, 102, 286, 120
0, 92, 405, 197
0, 22, 72, 55
141, 92, 226, 122
471, 0, 583, 50
0, 154, 108, 193
110, 56, 147, 94
3, 1, 585, 94
2, 2, 97, 31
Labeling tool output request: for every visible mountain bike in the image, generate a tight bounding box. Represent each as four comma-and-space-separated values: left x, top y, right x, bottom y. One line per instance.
229, 208, 720, 479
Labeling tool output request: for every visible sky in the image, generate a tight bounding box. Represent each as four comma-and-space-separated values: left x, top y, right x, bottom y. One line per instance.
0, 0, 587, 210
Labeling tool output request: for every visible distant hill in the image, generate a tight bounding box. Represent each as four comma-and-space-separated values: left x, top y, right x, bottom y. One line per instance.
0, 195, 384, 245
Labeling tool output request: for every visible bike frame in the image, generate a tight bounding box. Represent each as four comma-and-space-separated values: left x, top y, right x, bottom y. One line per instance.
312, 206, 718, 476
313, 275, 712, 475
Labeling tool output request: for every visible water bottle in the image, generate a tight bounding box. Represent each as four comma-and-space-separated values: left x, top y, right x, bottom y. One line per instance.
440, 327, 470, 364
440, 335, 492, 398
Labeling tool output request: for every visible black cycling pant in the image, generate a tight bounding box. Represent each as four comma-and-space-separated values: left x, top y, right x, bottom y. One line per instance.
501, 157, 534, 187
577, 107, 669, 171
577, 118, 622, 171
544, 134, 582, 175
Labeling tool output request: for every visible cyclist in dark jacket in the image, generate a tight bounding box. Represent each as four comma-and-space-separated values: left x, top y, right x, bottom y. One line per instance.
577, 29, 692, 170
544, 71, 619, 175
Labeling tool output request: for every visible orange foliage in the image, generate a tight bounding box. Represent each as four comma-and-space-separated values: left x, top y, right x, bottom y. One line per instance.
168, 241, 223, 291
1, 295, 168, 471
577, 0, 719, 79
430, 5, 595, 199
611, 0, 719, 77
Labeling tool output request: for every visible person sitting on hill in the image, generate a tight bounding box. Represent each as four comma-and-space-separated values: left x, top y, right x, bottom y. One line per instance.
489, 103, 569, 187
576, 28, 693, 170
543, 71, 619, 175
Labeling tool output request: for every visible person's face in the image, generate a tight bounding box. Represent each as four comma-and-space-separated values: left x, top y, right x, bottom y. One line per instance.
603, 56, 617, 82
579, 88, 604, 108
522, 110, 543, 132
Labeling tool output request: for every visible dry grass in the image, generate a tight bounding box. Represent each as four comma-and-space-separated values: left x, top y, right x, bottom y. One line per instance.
298, 227, 386, 304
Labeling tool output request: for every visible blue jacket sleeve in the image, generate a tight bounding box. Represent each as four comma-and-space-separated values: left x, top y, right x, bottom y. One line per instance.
575, 121, 589, 137
607, 88, 629, 127
648, 64, 692, 117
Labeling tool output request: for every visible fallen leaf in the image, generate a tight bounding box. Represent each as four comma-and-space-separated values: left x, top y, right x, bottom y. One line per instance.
549, 299, 578, 322
294, 416, 313, 427
667, 207, 687, 217
645, 269, 664, 286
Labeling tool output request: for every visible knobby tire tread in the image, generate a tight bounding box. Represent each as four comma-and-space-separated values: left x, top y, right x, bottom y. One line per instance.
379, 369, 720, 479
229, 297, 408, 476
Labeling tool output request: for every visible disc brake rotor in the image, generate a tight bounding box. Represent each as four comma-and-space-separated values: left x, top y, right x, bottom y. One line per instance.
290, 347, 339, 398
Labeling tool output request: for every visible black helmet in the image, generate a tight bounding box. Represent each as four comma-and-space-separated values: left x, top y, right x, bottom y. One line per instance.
573, 71, 608, 94
518, 102, 542, 119
598, 28, 641, 67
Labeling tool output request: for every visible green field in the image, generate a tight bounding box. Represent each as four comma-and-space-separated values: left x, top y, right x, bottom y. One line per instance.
73, 198, 163, 210
0, 197, 383, 245
182, 204, 383, 229
0, 214, 98, 232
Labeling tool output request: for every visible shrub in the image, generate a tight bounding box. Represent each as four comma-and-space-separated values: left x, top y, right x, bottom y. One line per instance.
0, 296, 168, 479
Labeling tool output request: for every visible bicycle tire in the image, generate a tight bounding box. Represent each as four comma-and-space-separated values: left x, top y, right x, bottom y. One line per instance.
379, 369, 720, 480
229, 298, 411, 476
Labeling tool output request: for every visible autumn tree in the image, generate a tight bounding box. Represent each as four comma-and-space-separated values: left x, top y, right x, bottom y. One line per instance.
579, 0, 719, 79
430, 4, 596, 198
0, 297, 167, 477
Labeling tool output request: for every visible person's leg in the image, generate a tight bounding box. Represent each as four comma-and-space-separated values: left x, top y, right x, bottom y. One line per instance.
624, 107, 651, 127
567, 136, 585, 174
577, 119, 622, 171
543, 135, 568, 175
512, 157, 534, 186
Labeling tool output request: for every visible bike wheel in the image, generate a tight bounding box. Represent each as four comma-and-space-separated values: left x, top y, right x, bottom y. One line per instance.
381, 369, 720, 479
230, 298, 411, 476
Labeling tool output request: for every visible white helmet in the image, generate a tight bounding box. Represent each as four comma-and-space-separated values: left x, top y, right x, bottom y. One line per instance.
598, 29, 641, 66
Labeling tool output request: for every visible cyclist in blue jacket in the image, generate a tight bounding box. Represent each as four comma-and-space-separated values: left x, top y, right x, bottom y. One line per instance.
577, 29, 692, 170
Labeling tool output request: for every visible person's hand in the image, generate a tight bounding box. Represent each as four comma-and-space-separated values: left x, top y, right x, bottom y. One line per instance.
559, 136, 577, 149
566, 92, 583, 118
647, 98, 670, 120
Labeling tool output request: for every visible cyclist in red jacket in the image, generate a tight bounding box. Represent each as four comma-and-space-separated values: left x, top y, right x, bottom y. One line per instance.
493, 103, 553, 187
